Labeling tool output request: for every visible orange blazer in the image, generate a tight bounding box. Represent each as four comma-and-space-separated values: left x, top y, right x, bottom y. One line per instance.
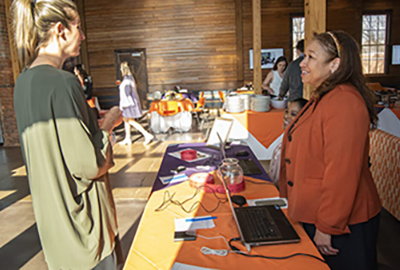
279, 84, 381, 235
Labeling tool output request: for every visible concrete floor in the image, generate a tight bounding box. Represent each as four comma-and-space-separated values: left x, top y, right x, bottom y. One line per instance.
0, 116, 399, 269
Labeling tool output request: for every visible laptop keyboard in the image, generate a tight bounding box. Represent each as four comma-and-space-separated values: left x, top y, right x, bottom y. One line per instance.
239, 207, 282, 240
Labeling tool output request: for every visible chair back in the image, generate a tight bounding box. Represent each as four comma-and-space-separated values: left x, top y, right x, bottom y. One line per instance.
218, 91, 226, 102
195, 97, 206, 110
181, 99, 194, 111
369, 129, 400, 221
87, 97, 96, 108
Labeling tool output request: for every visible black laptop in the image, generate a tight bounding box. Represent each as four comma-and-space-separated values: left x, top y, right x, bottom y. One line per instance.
219, 157, 300, 251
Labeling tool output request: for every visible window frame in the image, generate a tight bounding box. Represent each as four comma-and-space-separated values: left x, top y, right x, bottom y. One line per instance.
361, 10, 392, 76
289, 13, 305, 62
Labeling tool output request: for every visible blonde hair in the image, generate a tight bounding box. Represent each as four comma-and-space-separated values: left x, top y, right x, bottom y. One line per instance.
11, 0, 78, 69
120, 62, 132, 78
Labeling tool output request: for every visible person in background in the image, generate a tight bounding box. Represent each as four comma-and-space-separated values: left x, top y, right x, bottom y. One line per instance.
74, 63, 93, 100
279, 31, 381, 270
279, 40, 304, 101
269, 98, 307, 184
262, 56, 288, 97
12, 0, 123, 269
118, 61, 154, 145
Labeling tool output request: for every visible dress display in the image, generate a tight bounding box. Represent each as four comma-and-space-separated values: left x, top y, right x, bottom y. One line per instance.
119, 75, 143, 119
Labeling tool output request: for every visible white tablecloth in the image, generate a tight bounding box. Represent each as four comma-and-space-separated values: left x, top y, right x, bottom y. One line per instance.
377, 108, 400, 138
150, 111, 192, 133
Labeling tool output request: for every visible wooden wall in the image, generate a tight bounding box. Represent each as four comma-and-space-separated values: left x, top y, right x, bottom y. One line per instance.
241, 0, 400, 87
84, 0, 238, 96
82, 0, 400, 98
242, 0, 304, 83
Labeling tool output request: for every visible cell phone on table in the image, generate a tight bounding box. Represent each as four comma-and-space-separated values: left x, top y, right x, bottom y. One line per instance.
255, 198, 287, 207
174, 231, 197, 242
171, 166, 186, 174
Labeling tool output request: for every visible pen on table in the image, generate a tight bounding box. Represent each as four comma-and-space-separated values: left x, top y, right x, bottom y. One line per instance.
185, 216, 217, 222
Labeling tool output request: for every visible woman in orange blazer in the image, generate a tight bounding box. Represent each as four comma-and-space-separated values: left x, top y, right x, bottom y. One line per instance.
279, 31, 381, 270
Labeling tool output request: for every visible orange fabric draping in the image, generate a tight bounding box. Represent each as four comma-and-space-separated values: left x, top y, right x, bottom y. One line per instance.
376, 103, 400, 120
149, 99, 194, 116
236, 90, 255, 95
229, 109, 285, 149
124, 177, 328, 270
390, 103, 400, 119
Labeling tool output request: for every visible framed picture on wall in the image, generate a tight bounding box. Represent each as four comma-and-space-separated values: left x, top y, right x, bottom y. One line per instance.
392, 45, 400, 65
249, 48, 284, 69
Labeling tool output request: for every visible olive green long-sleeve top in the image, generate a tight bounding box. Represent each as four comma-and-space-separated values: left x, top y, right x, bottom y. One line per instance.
14, 65, 118, 270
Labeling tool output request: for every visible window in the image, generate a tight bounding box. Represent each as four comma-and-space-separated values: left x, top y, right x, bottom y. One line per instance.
362, 14, 388, 74
292, 17, 305, 59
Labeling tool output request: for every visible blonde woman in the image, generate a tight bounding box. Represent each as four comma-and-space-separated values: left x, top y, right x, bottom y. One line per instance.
12, 0, 122, 269
118, 61, 154, 145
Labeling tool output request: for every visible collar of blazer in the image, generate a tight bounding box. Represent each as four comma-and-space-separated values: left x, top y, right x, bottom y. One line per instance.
287, 98, 317, 137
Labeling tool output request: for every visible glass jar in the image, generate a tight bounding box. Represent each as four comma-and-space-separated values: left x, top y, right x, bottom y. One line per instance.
217, 158, 245, 192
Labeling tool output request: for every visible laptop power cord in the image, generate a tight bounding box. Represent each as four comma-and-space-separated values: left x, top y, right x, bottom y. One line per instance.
228, 237, 327, 265
201, 247, 229, 257
197, 234, 231, 257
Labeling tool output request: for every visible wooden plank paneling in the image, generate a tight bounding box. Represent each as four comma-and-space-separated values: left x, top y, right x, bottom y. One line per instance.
81, 0, 400, 96
4, 0, 20, 81
242, 0, 304, 83
303, 0, 326, 99
75, 0, 90, 73
241, 0, 400, 88
252, 0, 262, 93
235, 0, 244, 83
84, 0, 238, 93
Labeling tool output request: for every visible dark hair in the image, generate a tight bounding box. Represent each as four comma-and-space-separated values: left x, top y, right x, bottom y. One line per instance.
289, 98, 308, 109
311, 31, 377, 127
74, 64, 88, 78
272, 56, 288, 71
296, 40, 304, 53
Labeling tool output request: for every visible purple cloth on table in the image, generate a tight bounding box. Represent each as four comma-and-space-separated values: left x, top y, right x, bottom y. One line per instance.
181, 92, 198, 103
151, 142, 271, 192
375, 106, 384, 115
160, 92, 198, 103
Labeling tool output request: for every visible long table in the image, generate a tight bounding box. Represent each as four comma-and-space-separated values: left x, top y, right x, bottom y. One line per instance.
123, 143, 328, 270
151, 143, 270, 192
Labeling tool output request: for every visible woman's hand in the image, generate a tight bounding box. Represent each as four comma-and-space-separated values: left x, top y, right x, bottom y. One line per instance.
314, 229, 339, 256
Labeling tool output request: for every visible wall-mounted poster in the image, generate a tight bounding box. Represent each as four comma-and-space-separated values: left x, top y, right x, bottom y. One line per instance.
249, 48, 284, 69
392, 45, 400, 65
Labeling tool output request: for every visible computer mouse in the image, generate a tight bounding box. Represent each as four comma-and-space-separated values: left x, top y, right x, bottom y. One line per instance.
235, 150, 249, 157
231, 195, 247, 207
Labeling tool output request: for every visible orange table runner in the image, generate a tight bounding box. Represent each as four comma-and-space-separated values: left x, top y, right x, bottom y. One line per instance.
149, 99, 194, 116
390, 103, 400, 119
228, 109, 285, 149
124, 178, 328, 270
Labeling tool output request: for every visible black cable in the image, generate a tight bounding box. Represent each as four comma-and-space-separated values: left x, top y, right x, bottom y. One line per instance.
228, 238, 327, 264
154, 185, 227, 213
